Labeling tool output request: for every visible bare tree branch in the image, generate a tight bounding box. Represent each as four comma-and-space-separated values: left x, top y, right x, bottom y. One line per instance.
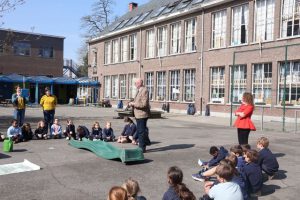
0, 0, 25, 25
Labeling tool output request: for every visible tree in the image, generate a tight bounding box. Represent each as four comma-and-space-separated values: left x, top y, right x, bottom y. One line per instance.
0, 0, 25, 25
76, 42, 89, 77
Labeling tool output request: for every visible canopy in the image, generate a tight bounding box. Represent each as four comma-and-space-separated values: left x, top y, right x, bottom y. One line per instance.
76, 77, 100, 86
0, 75, 11, 82
5, 73, 28, 83
28, 76, 54, 84
53, 77, 78, 85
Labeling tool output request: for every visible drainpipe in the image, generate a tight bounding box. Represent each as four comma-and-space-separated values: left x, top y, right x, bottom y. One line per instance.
139, 28, 142, 78
200, 9, 204, 116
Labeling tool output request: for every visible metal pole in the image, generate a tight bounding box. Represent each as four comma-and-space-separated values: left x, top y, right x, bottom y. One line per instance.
261, 107, 264, 131
295, 110, 298, 134
283, 46, 288, 132
230, 52, 236, 126
35, 82, 39, 104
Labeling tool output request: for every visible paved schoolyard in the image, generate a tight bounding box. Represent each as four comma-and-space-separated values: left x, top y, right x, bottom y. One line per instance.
0, 106, 299, 200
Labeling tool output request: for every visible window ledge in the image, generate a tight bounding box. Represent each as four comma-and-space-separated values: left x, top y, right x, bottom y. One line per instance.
277, 35, 300, 41
274, 105, 300, 109
208, 102, 225, 105
104, 60, 138, 66
250, 40, 274, 45
228, 43, 248, 48
208, 47, 227, 51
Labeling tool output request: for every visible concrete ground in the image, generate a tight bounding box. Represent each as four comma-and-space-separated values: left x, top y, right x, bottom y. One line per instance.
0, 106, 299, 200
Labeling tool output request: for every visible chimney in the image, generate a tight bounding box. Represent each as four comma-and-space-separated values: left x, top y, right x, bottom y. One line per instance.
129, 2, 138, 12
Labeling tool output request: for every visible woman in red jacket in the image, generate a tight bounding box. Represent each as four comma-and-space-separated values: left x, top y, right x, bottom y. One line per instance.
234, 92, 256, 145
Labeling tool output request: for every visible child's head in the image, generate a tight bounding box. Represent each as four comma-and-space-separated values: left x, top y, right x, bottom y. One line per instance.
93, 122, 100, 129
54, 118, 59, 125
106, 122, 111, 128
216, 162, 235, 182
167, 166, 183, 186
11, 119, 18, 127
67, 119, 73, 125
122, 178, 140, 199
244, 149, 259, 163
241, 144, 251, 155
23, 123, 31, 130
38, 120, 45, 128
108, 186, 128, 200
257, 137, 269, 149
77, 126, 84, 134
209, 146, 219, 156
124, 117, 133, 124
222, 154, 238, 168
230, 145, 243, 157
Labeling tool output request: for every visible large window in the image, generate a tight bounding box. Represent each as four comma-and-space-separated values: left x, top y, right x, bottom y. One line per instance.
171, 22, 181, 54
281, 0, 300, 37
278, 61, 300, 105
121, 36, 128, 62
156, 71, 166, 100
111, 75, 119, 99
145, 72, 154, 100
119, 74, 126, 99
104, 41, 111, 64
157, 26, 167, 56
231, 4, 249, 45
129, 34, 137, 61
254, 0, 275, 41
185, 18, 196, 52
146, 29, 155, 58
112, 39, 119, 63
128, 73, 136, 99
38, 47, 53, 58
78, 85, 89, 98
184, 69, 195, 101
104, 76, 111, 98
212, 10, 227, 48
252, 63, 272, 104
13, 42, 30, 56
170, 70, 180, 101
210, 67, 225, 103
230, 65, 247, 103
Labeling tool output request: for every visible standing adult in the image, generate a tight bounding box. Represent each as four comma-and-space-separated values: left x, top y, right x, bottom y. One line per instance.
234, 92, 256, 145
12, 86, 28, 126
40, 87, 57, 132
129, 78, 150, 153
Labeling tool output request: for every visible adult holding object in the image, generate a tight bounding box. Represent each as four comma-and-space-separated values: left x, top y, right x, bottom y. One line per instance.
11, 86, 29, 126
128, 78, 150, 153
234, 92, 256, 145
40, 87, 57, 133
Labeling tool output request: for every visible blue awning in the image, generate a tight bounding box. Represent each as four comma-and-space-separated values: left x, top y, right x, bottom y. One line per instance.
28, 76, 54, 84
6, 73, 28, 83
77, 77, 100, 86
0, 75, 11, 82
53, 77, 78, 85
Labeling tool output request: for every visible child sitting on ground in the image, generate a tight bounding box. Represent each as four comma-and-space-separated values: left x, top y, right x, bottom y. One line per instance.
107, 186, 128, 200
256, 137, 279, 179
118, 117, 136, 143
90, 121, 102, 140
50, 118, 62, 139
0, 132, 5, 141
63, 119, 76, 140
198, 146, 228, 171
21, 123, 33, 141
163, 166, 196, 200
76, 125, 90, 141
103, 122, 115, 142
34, 120, 48, 139
122, 178, 147, 200
7, 119, 22, 143
230, 145, 246, 170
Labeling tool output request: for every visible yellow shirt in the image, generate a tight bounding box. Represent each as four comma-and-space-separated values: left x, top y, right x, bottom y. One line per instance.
40, 95, 57, 111
17, 97, 25, 109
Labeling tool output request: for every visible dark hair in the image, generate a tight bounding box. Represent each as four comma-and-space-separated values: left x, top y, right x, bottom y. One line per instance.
241, 144, 251, 154
108, 186, 128, 200
209, 146, 219, 155
124, 117, 133, 123
216, 163, 235, 181
230, 145, 243, 156
45, 87, 50, 92
168, 166, 196, 200
245, 149, 259, 163
11, 119, 17, 124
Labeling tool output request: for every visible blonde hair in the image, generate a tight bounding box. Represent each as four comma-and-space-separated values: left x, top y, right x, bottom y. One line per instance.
122, 178, 140, 200
37, 120, 45, 129
243, 92, 254, 106
257, 136, 269, 148
93, 121, 100, 128
108, 186, 128, 200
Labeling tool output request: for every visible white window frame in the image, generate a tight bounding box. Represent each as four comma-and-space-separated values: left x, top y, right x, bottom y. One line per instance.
170, 70, 181, 101
210, 67, 225, 103
252, 63, 272, 104
185, 18, 196, 52
145, 72, 154, 100
104, 41, 111, 64
171, 22, 181, 54
129, 34, 137, 61
156, 71, 166, 101
230, 65, 247, 103
119, 74, 127, 99
157, 26, 168, 57
78, 85, 89, 98
112, 39, 119, 63
104, 76, 111, 98
146, 29, 155, 58
111, 75, 119, 99
184, 69, 195, 102
281, 0, 300, 37
231, 4, 249, 45
121, 36, 129, 62
212, 10, 227, 48
128, 73, 136, 99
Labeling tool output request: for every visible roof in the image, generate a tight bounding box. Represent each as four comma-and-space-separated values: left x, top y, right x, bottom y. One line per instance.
0, 28, 65, 39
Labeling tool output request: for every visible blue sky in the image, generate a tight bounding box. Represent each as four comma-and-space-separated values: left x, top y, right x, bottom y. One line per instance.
1, 0, 149, 63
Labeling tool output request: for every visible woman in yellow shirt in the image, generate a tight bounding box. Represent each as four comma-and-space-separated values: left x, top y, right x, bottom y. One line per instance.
40, 87, 57, 133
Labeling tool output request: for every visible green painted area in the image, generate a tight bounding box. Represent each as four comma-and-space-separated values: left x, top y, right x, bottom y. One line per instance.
69, 138, 144, 163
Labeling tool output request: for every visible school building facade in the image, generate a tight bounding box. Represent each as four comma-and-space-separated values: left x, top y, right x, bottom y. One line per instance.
88, 0, 300, 119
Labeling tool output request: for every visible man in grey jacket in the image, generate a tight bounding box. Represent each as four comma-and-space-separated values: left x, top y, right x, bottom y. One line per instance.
129, 78, 150, 152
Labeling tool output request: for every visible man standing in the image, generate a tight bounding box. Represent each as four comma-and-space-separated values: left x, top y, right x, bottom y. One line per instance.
40, 87, 57, 133
12, 86, 28, 127
129, 78, 150, 153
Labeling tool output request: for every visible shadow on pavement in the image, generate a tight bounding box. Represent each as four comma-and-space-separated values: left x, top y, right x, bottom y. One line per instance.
13, 149, 28, 152
147, 144, 195, 153
125, 159, 153, 165
261, 184, 281, 196
274, 153, 285, 158
0, 153, 11, 159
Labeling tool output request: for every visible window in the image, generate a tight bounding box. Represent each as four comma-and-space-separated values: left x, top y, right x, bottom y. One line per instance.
78, 85, 89, 98
281, 0, 300, 37
171, 22, 181, 54
278, 61, 300, 105
38, 47, 53, 58
13, 42, 30, 56
212, 10, 227, 48
230, 65, 247, 103
145, 72, 154, 100
112, 39, 119, 63
210, 67, 225, 103
185, 18, 196, 52
252, 63, 272, 104
121, 36, 129, 62
0, 44, 3, 54
146, 29, 155, 58
232, 4, 249, 45
157, 26, 168, 56
184, 69, 195, 101
91, 50, 97, 68
156, 71, 166, 100
128, 73, 136, 98
254, 0, 275, 41
104, 76, 111, 98
119, 74, 127, 99
104, 41, 111, 64
111, 75, 119, 99
170, 70, 180, 101
129, 34, 137, 61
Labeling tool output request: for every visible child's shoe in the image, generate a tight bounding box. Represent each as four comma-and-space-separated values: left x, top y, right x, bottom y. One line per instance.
198, 159, 203, 166
66, 137, 69, 140
192, 173, 208, 182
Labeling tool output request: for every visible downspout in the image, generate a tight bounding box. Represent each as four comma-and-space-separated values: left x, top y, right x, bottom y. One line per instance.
139, 28, 142, 78
200, 9, 204, 115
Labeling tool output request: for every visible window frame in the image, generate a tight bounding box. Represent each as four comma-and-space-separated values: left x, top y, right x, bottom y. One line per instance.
112, 39, 119, 63
120, 36, 129, 62
169, 70, 181, 101
145, 72, 154, 100
13, 42, 31, 56
170, 22, 181, 55
280, 0, 300, 38
229, 64, 247, 103
231, 4, 249, 46
183, 69, 195, 102
157, 26, 168, 57
104, 41, 111, 64
146, 29, 155, 58
210, 66, 225, 104
129, 34, 137, 61
184, 18, 196, 52
104, 76, 111, 98
212, 10, 227, 49
156, 71, 167, 101
119, 74, 127, 99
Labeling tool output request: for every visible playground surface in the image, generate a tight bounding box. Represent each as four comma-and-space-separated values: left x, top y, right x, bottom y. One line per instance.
0, 106, 299, 200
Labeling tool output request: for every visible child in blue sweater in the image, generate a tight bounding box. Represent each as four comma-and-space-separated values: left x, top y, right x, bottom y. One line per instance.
103, 122, 115, 142
7, 119, 22, 143
117, 117, 136, 143
199, 146, 229, 168
257, 137, 279, 179
230, 145, 246, 171
90, 121, 102, 140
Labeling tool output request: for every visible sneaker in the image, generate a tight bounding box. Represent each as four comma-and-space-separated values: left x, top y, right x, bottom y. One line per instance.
198, 159, 203, 166
192, 173, 207, 182
66, 137, 69, 140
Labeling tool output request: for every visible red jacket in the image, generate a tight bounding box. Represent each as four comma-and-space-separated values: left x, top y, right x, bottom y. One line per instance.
234, 103, 256, 131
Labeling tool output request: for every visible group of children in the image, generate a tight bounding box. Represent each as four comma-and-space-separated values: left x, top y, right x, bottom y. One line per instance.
191, 136, 279, 200
4, 116, 139, 145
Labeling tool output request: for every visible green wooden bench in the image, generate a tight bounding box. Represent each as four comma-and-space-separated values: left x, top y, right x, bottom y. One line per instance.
116, 110, 163, 119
